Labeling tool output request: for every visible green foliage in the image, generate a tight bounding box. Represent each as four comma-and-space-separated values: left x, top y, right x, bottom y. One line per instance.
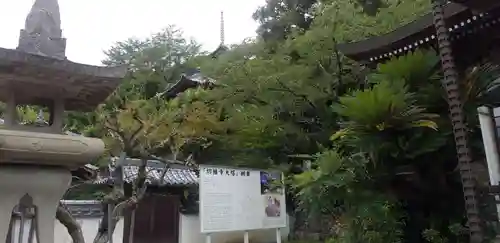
422, 229, 448, 243
330, 51, 440, 167
286, 241, 322, 243
103, 25, 200, 69
328, 197, 404, 243
317, 0, 431, 43
105, 25, 202, 100
195, 43, 338, 167
293, 151, 369, 215
373, 50, 440, 88
253, 0, 317, 41
64, 185, 112, 200
332, 81, 437, 136
290, 46, 500, 242
84, 25, 209, 162
192, 3, 478, 241
293, 151, 405, 243
252, 0, 424, 42
421, 224, 469, 243
461, 62, 500, 107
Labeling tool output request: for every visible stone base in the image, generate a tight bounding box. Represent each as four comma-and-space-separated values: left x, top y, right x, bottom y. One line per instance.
0, 166, 71, 243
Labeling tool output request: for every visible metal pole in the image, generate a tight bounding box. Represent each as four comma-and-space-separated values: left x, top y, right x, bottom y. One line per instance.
275, 228, 281, 243
205, 233, 211, 243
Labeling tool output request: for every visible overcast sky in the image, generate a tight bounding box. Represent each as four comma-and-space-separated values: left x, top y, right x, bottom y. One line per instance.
0, 0, 264, 65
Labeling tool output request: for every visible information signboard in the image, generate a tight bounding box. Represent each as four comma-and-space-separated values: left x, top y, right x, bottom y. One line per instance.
199, 165, 286, 233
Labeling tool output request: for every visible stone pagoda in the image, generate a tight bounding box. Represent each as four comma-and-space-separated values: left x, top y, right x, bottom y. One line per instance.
0, 0, 126, 242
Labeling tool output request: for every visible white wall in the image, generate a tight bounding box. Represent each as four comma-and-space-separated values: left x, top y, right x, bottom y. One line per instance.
179, 214, 291, 243
53, 214, 290, 243
54, 217, 124, 243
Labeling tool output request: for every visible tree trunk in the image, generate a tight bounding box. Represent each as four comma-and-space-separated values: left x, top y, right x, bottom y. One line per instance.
93, 153, 127, 243
93, 201, 126, 243
57, 203, 85, 243
430, 0, 483, 242
93, 154, 148, 243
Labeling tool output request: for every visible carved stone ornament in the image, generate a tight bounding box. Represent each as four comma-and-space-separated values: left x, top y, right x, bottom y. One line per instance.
17, 0, 66, 60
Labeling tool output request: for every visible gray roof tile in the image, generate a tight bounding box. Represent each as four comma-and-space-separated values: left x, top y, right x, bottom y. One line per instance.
121, 165, 198, 186
94, 159, 198, 186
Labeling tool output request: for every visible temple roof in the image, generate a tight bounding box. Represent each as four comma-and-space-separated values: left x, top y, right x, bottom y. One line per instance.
337, 2, 500, 63
162, 68, 216, 100
210, 44, 229, 58
450, 0, 500, 11
0, 47, 126, 111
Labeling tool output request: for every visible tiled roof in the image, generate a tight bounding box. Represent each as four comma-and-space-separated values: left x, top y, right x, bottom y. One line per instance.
184, 71, 216, 84
122, 165, 198, 186
162, 69, 216, 99
95, 158, 198, 186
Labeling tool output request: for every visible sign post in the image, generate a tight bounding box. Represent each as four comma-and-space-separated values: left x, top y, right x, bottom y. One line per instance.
243, 231, 249, 243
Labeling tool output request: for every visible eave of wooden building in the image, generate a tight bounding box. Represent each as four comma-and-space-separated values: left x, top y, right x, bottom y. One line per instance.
162, 69, 216, 100
450, 0, 500, 11
337, 2, 500, 65
210, 44, 229, 58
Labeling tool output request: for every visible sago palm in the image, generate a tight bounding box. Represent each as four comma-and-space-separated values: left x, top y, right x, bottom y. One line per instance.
331, 80, 438, 158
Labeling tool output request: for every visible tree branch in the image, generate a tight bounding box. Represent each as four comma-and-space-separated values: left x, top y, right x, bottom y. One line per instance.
93, 156, 150, 243
129, 112, 145, 147
57, 203, 85, 243
269, 81, 316, 109
104, 121, 127, 145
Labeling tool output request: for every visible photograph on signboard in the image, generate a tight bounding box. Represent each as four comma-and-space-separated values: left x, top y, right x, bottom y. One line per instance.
260, 171, 284, 195
264, 194, 281, 217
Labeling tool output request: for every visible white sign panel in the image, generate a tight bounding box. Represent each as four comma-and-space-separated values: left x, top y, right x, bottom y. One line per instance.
199, 165, 286, 233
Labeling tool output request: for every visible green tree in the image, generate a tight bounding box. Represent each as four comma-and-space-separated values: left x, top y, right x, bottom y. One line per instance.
252, 0, 399, 42
50, 1, 495, 242
188, 2, 439, 237
253, 0, 317, 41
294, 49, 500, 242
105, 25, 202, 99
90, 26, 212, 243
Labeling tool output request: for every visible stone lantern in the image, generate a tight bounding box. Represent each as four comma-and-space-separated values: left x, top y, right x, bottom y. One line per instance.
0, 0, 126, 242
